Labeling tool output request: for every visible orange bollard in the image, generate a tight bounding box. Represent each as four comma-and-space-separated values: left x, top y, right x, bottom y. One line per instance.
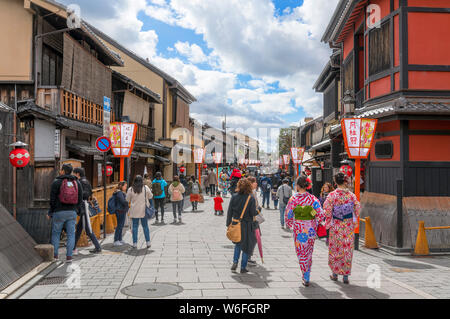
414, 221, 430, 255
363, 216, 378, 249
105, 213, 115, 234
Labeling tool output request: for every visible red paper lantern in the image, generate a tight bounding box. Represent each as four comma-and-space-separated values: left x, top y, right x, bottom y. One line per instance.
179, 167, 186, 173
9, 148, 30, 168
340, 165, 353, 177
203, 164, 208, 169
102, 165, 113, 177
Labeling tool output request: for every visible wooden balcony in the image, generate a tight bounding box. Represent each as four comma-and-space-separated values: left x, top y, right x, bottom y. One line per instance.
136, 123, 155, 143
36, 87, 103, 126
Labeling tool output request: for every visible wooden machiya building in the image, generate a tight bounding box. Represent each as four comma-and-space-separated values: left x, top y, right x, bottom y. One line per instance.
322, 0, 450, 253
0, 0, 128, 243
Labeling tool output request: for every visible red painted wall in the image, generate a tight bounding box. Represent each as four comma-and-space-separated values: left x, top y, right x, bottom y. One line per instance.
378, 120, 400, 132
409, 120, 450, 130
410, 135, 450, 161
343, 29, 354, 60
370, 76, 391, 98
408, 13, 450, 65
394, 0, 399, 11
369, 0, 391, 19
394, 72, 400, 90
408, 0, 450, 8
409, 71, 450, 90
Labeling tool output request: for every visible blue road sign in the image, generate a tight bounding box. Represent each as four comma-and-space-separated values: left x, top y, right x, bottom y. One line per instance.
96, 136, 111, 152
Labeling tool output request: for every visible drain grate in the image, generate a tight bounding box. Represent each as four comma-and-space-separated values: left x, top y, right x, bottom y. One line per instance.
36, 276, 67, 286
121, 283, 183, 298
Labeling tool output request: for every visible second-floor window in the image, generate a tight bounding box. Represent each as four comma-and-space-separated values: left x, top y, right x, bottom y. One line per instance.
42, 45, 62, 86
369, 21, 391, 76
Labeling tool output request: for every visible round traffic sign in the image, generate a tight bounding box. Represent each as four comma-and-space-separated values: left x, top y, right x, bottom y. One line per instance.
96, 136, 111, 152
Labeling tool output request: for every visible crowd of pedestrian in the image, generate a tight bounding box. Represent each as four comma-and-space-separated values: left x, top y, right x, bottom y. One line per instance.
48, 162, 361, 289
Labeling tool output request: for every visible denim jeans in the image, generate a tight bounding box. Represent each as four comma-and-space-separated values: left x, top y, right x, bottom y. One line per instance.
154, 198, 165, 220
233, 243, 249, 270
132, 218, 150, 244
262, 192, 270, 207
279, 204, 286, 226
209, 184, 216, 196
114, 212, 127, 242
51, 210, 77, 258
172, 200, 183, 218
273, 198, 279, 209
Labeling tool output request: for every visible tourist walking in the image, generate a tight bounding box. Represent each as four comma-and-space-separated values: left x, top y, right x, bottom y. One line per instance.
260, 174, 272, 209
207, 169, 218, 196
323, 173, 361, 284
284, 176, 325, 287
48, 163, 83, 263
73, 167, 102, 254
152, 172, 168, 224
227, 178, 257, 274
248, 176, 263, 266
213, 191, 224, 216
112, 181, 129, 246
168, 176, 185, 224
277, 178, 293, 229
229, 167, 242, 194
219, 170, 229, 197
126, 175, 153, 249
187, 175, 202, 211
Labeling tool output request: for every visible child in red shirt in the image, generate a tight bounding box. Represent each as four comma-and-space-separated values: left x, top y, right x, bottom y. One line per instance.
213, 192, 224, 216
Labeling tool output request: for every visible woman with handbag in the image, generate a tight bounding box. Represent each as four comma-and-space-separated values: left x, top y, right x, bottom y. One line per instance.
226, 178, 257, 274
323, 173, 360, 285
247, 176, 264, 266
126, 175, 153, 249
284, 176, 325, 287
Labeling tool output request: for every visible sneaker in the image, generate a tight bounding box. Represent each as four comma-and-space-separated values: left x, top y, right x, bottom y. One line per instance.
240, 268, 249, 274
248, 259, 256, 264
54, 255, 59, 261
120, 240, 126, 245
178, 218, 182, 223
73, 249, 79, 255
146, 241, 151, 249
161, 219, 165, 224
132, 243, 137, 249
89, 248, 102, 254
230, 263, 238, 272
113, 241, 123, 246
66, 256, 73, 263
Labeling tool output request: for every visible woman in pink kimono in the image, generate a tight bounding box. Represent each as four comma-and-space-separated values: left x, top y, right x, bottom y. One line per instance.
285, 176, 325, 287
323, 173, 361, 284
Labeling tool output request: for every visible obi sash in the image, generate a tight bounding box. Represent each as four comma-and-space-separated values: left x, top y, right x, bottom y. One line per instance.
332, 202, 354, 221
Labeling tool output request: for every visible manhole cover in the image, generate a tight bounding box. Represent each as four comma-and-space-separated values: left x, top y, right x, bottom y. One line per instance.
36, 276, 67, 286
383, 259, 435, 270
121, 283, 183, 298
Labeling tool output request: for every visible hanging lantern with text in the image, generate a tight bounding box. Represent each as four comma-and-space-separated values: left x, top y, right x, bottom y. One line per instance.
341, 118, 378, 159
179, 166, 186, 173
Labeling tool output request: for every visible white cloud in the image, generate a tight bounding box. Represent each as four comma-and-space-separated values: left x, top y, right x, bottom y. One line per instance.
174, 41, 208, 64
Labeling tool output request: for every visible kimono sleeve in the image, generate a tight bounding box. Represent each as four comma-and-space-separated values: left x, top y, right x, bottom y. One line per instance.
311, 195, 326, 225
284, 197, 296, 229
323, 192, 334, 230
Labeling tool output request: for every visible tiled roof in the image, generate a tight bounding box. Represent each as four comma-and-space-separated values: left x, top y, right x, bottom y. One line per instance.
356, 99, 450, 118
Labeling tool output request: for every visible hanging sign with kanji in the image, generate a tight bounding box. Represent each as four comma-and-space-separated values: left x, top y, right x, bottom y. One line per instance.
213, 152, 223, 164
194, 148, 205, 164
341, 118, 378, 159
290, 147, 305, 164
109, 122, 137, 158
283, 155, 290, 165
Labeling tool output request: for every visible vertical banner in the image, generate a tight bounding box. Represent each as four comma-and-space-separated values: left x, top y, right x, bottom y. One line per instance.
103, 96, 111, 138
194, 148, 205, 164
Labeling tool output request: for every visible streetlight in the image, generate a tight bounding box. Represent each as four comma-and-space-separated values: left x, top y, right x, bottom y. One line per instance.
342, 90, 355, 115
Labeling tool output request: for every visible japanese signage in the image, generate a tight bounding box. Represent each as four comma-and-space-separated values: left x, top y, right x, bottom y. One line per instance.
54, 129, 60, 158
194, 148, 205, 164
103, 96, 111, 138
290, 147, 305, 164
341, 118, 378, 159
283, 155, 290, 165
110, 122, 137, 158
213, 152, 223, 164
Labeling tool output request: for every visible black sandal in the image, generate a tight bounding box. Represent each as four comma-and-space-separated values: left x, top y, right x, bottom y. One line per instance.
302, 279, 310, 287
330, 274, 338, 281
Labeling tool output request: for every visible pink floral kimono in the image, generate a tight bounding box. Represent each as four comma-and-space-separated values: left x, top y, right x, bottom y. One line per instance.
285, 192, 325, 281
323, 188, 361, 276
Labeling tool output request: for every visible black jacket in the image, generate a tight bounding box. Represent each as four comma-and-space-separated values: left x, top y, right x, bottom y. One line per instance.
226, 193, 257, 255
79, 177, 93, 201
114, 190, 129, 213
49, 175, 83, 217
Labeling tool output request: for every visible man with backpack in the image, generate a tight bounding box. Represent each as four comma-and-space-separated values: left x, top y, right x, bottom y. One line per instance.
48, 163, 83, 263
260, 174, 272, 209
152, 172, 168, 224
73, 167, 102, 255
277, 178, 293, 229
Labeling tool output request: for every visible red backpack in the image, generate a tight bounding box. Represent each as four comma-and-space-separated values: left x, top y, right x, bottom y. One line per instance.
59, 179, 79, 204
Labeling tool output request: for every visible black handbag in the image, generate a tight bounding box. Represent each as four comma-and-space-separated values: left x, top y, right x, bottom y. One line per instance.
144, 186, 156, 219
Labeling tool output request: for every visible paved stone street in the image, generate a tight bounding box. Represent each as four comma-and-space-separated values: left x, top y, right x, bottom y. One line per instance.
20, 193, 450, 299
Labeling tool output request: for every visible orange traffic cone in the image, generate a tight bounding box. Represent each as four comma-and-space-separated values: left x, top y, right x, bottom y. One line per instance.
414, 221, 429, 255
364, 216, 378, 249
